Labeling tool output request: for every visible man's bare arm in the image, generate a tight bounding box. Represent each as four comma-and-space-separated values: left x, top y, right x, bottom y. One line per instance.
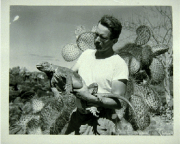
74, 80, 127, 109
95, 80, 127, 109
71, 62, 127, 109
71, 62, 80, 72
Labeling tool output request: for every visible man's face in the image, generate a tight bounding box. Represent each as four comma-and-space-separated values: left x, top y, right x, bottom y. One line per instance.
94, 23, 116, 52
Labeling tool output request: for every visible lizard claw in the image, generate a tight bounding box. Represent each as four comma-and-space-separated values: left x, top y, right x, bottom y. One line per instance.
54, 73, 60, 79
86, 107, 99, 117
51, 77, 59, 87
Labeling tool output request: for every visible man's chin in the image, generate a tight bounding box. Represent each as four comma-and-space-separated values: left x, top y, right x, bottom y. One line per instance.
95, 45, 102, 51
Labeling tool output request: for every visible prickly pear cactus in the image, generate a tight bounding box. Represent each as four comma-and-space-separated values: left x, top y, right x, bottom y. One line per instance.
127, 95, 150, 130
40, 98, 63, 134
135, 25, 151, 46
119, 52, 141, 76
129, 57, 141, 75
62, 44, 82, 62
9, 114, 35, 134
32, 98, 45, 113
125, 77, 161, 130
151, 44, 169, 57
75, 25, 86, 38
118, 42, 168, 85
141, 45, 153, 68
133, 82, 160, 112
76, 32, 95, 51
26, 115, 42, 134
118, 43, 144, 76
149, 58, 165, 85
9, 91, 76, 135
118, 43, 143, 61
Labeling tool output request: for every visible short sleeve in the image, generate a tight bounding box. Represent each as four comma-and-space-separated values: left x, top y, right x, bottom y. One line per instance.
76, 49, 92, 65
112, 57, 129, 81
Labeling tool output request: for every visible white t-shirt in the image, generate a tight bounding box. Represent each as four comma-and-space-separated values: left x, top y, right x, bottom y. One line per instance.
76, 49, 129, 93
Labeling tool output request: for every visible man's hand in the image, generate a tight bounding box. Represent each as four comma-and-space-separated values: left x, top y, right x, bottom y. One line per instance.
74, 80, 97, 102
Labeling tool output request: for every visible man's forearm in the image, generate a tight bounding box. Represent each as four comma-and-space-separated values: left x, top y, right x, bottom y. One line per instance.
74, 85, 122, 109
76, 92, 98, 103
96, 96, 121, 109
84, 93, 121, 109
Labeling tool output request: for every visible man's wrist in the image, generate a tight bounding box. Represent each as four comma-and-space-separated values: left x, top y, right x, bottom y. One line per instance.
90, 95, 103, 105
85, 93, 100, 104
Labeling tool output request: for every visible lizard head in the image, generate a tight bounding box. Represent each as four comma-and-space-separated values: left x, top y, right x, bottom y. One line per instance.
36, 62, 53, 73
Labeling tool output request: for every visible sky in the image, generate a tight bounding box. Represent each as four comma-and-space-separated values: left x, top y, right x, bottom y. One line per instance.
9, 6, 168, 72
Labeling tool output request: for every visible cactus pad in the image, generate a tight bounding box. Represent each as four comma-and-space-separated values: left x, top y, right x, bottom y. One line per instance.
128, 95, 150, 130
10, 114, 34, 134
26, 116, 42, 134
62, 44, 81, 62
135, 25, 151, 46
141, 45, 153, 67
149, 58, 165, 85
119, 52, 141, 76
151, 44, 169, 57
76, 32, 95, 51
125, 78, 161, 130
129, 57, 141, 75
32, 99, 45, 113
133, 83, 160, 111
75, 26, 86, 36
118, 43, 143, 61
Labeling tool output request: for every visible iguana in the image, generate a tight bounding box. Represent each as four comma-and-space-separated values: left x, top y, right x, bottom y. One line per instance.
36, 61, 136, 116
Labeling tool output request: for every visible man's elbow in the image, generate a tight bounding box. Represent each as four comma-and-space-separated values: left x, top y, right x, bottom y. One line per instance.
115, 93, 127, 109
110, 97, 122, 109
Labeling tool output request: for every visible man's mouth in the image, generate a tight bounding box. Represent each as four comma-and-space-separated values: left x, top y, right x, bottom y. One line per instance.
95, 43, 102, 50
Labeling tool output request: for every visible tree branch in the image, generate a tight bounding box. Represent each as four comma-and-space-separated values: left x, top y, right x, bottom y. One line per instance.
155, 6, 172, 27
167, 34, 172, 45
163, 28, 172, 43
151, 29, 159, 44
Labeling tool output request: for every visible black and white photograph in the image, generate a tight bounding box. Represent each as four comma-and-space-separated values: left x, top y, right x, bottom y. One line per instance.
1, 1, 180, 144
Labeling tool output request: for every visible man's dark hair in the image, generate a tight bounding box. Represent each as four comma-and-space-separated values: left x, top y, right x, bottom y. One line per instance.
99, 15, 122, 40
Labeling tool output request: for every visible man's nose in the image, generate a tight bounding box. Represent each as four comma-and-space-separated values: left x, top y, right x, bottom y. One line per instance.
95, 35, 101, 43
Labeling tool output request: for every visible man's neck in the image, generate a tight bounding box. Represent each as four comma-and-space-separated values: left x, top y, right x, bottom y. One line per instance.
95, 48, 114, 59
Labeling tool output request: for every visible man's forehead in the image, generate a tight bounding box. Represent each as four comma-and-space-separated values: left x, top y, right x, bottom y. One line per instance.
96, 23, 111, 36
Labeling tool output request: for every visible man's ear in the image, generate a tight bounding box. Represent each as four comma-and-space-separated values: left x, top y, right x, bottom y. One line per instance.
113, 38, 118, 44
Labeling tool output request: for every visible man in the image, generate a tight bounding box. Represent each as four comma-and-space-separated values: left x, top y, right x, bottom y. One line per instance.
62, 15, 129, 135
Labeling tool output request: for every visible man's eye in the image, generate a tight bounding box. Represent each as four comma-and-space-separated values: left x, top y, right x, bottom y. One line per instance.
94, 32, 108, 41
95, 32, 98, 37
95, 33, 103, 38
100, 36, 106, 40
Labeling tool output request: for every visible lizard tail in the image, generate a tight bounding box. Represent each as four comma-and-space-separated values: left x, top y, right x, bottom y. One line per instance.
118, 96, 136, 115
